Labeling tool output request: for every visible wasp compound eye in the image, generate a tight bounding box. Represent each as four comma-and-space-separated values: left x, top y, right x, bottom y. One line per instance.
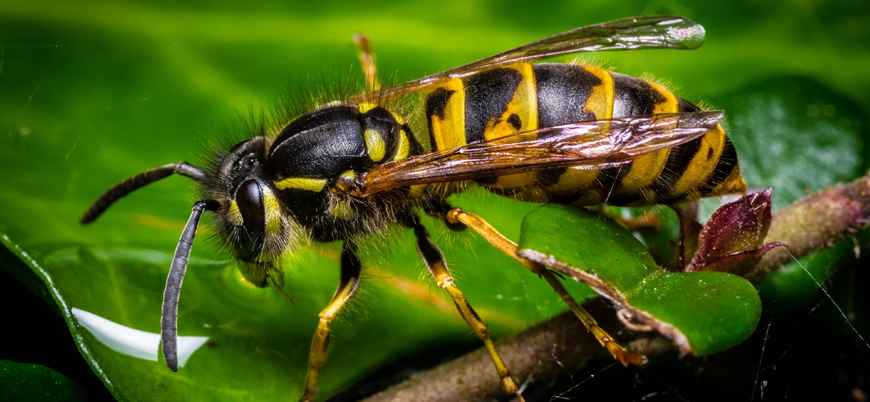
235, 180, 265, 262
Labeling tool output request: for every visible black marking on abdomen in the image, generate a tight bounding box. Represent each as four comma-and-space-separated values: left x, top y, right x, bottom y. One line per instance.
426, 88, 455, 119
534, 64, 600, 126
596, 163, 634, 204
534, 64, 602, 190
538, 167, 567, 187
698, 138, 738, 196
595, 75, 666, 197
676, 97, 702, 113
464, 68, 523, 143
649, 136, 703, 198
425, 88, 457, 150
507, 113, 522, 130
611, 73, 665, 118
648, 96, 705, 199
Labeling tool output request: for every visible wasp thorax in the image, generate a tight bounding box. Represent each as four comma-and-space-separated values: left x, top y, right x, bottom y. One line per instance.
263, 103, 421, 242
267, 103, 411, 182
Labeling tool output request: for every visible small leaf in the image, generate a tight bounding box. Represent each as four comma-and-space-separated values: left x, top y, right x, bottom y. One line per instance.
624, 272, 762, 356
517, 204, 761, 356
688, 189, 784, 275
517, 204, 658, 295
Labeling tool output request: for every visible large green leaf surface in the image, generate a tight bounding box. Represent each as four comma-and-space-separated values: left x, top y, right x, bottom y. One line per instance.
0, 4, 585, 399
1, 185, 576, 402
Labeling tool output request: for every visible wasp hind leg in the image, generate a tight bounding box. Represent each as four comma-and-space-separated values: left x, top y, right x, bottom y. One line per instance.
300, 243, 362, 402
446, 208, 647, 367
352, 33, 380, 91
593, 205, 662, 232
407, 215, 526, 402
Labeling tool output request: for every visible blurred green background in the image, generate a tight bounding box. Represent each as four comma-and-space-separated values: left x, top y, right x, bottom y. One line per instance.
1, 0, 870, 401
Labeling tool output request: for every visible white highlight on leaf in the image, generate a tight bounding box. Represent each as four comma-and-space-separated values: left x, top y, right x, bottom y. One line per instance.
71, 307, 208, 367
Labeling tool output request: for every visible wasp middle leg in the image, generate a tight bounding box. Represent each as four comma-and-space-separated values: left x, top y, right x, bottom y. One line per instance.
300, 242, 362, 402
405, 214, 526, 402
446, 208, 647, 366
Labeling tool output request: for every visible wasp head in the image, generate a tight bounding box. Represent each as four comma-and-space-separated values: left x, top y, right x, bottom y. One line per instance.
210, 137, 298, 286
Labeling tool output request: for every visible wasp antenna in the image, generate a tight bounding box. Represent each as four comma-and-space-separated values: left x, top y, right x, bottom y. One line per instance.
80, 162, 208, 224
161, 199, 219, 371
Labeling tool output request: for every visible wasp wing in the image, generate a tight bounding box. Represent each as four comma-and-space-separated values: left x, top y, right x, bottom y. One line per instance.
352, 15, 703, 102
353, 111, 723, 197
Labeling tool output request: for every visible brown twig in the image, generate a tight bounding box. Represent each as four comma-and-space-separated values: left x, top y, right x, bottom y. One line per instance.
747, 173, 870, 281
363, 299, 672, 402
363, 173, 870, 402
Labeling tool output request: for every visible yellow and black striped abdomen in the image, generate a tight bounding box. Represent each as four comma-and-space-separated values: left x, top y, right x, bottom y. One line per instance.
423, 63, 745, 206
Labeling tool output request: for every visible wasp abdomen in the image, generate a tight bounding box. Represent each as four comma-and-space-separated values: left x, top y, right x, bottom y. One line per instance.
423, 63, 745, 206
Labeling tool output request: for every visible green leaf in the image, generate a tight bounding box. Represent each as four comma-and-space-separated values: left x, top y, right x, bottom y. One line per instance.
625, 272, 761, 355
517, 204, 761, 356
516, 204, 657, 294
0, 360, 88, 402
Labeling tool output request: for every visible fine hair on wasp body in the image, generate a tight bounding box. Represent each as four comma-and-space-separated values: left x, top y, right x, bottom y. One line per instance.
79, 15, 745, 401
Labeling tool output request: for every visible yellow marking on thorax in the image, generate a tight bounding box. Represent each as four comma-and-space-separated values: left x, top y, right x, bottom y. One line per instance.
544, 66, 614, 196
428, 78, 466, 151
358, 102, 379, 114
228, 200, 243, 226
485, 63, 540, 189
364, 129, 386, 162
389, 110, 406, 125
274, 177, 327, 192
616, 81, 675, 193
392, 129, 411, 161
669, 125, 726, 196
262, 186, 282, 237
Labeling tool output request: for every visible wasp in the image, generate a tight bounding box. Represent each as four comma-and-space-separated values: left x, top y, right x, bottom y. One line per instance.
80, 15, 745, 401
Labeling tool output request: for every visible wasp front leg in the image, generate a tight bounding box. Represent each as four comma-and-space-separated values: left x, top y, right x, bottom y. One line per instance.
300, 243, 362, 402
407, 215, 526, 402
446, 208, 646, 367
